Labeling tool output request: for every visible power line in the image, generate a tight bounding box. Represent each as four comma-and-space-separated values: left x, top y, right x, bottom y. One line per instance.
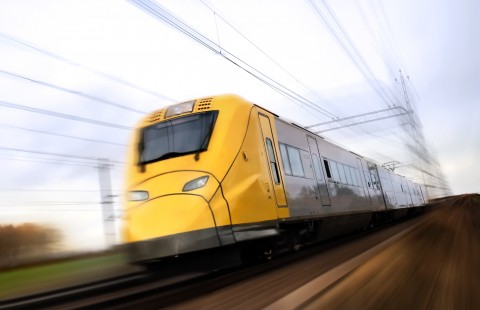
352, 0, 399, 79
307, 0, 403, 108
0, 123, 126, 147
0, 153, 126, 169
199, 0, 335, 111
369, 0, 406, 71
1, 201, 102, 205
0, 209, 123, 212
304, 0, 442, 188
0, 155, 98, 168
0, 32, 176, 103
0, 69, 147, 114
0, 188, 121, 192
0, 100, 132, 130
2, 157, 126, 173
129, 0, 338, 120
0, 146, 124, 164
306, 106, 412, 133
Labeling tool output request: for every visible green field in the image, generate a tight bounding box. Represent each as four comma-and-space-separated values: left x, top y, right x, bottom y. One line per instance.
0, 253, 139, 300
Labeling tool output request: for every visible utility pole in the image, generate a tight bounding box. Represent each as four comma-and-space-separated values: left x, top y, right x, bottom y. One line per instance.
97, 158, 115, 248
398, 70, 430, 196
399, 70, 411, 109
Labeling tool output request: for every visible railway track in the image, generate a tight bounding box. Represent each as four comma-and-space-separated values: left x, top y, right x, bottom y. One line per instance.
0, 214, 424, 309
0, 268, 215, 309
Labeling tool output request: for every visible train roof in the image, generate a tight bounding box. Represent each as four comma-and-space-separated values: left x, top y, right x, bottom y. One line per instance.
137, 94, 419, 184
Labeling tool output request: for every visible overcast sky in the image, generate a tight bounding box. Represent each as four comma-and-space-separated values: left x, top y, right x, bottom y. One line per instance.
0, 0, 478, 251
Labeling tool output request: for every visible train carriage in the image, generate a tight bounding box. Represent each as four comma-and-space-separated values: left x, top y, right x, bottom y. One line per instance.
122, 94, 427, 264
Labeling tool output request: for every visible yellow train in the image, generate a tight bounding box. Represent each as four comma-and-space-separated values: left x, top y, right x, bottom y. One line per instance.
122, 94, 426, 265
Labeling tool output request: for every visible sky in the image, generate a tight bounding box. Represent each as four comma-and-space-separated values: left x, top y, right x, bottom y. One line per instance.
0, 0, 478, 251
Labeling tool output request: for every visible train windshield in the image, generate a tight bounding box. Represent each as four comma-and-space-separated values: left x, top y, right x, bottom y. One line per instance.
139, 111, 218, 164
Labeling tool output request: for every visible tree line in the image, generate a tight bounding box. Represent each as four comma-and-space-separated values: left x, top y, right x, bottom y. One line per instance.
0, 223, 62, 267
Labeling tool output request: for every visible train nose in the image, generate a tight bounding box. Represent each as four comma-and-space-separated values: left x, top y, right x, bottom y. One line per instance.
124, 194, 217, 240
123, 194, 221, 261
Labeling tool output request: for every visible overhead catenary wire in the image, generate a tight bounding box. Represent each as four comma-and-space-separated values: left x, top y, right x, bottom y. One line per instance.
1, 201, 104, 206
0, 69, 147, 114
0, 100, 132, 130
0, 188, 121, 192
0, 152, 125, 168
353, 1, 421, 101
2, 157, 125, 173
307, 0, 403, 108
0, 208, 122, 212
195, 0, 400, 155
368, 0, 406, 71
0, 4, 448, 197
352, 0, 400, 79
0, 32, 176, 103
0, 123, 127, 147
1, 155, 100, 168
304, 0, 443, 185
129, 0, 338, 120
199, 0, 337, 113
200, 0, 300, 82
0, 146, 125, 164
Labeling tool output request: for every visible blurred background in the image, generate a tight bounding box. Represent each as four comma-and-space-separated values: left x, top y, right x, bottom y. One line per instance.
0, 0, 477, 260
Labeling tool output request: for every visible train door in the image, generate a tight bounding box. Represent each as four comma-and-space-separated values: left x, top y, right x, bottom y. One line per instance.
357, 158, 372, 206
368, 163, 387, 211
405, 180, 415, 207
258, 113, 287, 208
307, 136, 331, 206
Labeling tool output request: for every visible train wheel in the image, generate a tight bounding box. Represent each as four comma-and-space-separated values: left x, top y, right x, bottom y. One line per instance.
263, 248, 273, 260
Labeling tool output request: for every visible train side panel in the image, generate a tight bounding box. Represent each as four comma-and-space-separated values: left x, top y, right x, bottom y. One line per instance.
408, 181, 425, 207
221, 107, 285, 241
390, 173, 411, 209
377, 166, 397, 209
274, 119, 377, 219
361, 161, 387, 211
122, 94, 429, 264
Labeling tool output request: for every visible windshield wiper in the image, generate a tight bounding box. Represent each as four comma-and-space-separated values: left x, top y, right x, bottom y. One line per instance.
194, 120, 215, 161
137, 138, 146, 173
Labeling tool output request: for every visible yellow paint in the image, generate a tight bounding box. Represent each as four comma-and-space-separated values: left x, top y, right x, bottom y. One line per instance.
258, 112, 288, 209
123, 195, 214, 241
208, 188, 231, 227
126, 95, 252, 185
125, 171, 218, 209
123, 95, 290, 244
221, 107, 279, 224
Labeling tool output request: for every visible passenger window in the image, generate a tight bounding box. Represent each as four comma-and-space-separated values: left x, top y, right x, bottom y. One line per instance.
330, 161, 341, 182
338, 164, 347, 184
287, 146, 305, 177
349, 167, 358, 186
345, 166, 352, 185
266, 138, 280, 184
355, 169, 362, 187
279, 143, 291, 175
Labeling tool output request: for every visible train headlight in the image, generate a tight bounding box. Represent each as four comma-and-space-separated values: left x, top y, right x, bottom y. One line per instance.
183, 176, 209, 192
128, 190, 149, 201
165, 101, 195, 118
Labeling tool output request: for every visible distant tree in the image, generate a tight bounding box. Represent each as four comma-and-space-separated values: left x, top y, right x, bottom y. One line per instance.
0, 223, 62, 267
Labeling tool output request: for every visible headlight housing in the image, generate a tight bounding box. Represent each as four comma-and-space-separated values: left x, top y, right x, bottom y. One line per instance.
182, 176, 209, 192
127, 190, 149, 201
165, 101, 195, 118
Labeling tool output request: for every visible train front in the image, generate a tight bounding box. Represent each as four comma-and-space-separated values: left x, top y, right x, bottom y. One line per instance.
122, 95, 250, 264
